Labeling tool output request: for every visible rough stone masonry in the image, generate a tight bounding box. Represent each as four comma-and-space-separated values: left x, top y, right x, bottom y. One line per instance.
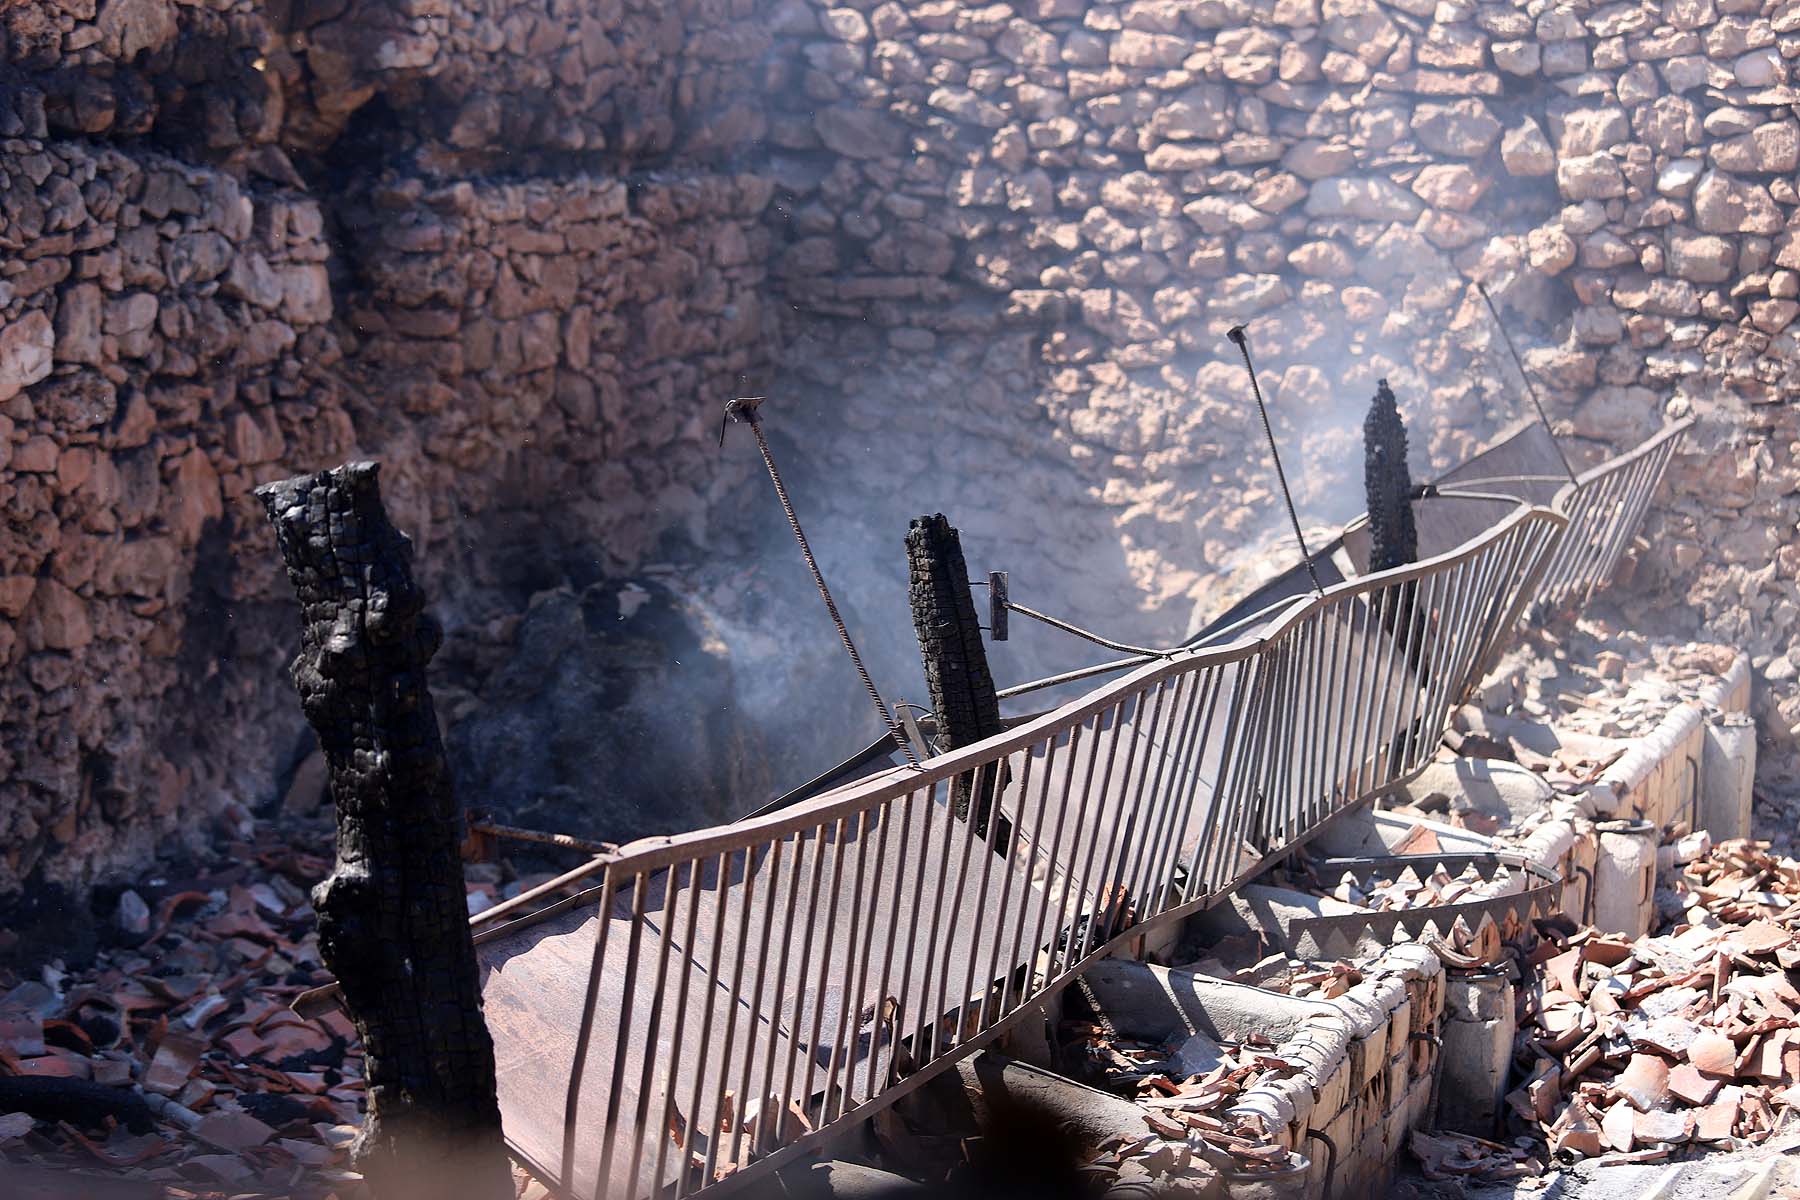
1, 0, 1798, 901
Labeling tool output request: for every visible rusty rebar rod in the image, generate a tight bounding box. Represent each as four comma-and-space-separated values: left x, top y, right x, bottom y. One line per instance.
1226, 325, 1324, 596
468, 817, 618, 856
725, 397, 920, 768
1475, 282, 1580, 485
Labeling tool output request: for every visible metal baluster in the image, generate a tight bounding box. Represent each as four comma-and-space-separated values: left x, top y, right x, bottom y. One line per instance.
655, 859, 706, 1192
1072, 683, 1159, 957
1433, 550, 1476, 737
702, 845, 759, 1180
1141, 667, 1215, 918
729, 841, 785, 1163
1116, 672, 1202, 935
1346, 590, 1368, 802
564, 864, 616, 1196
677, 853, 731, 1199
1395, 569, 1442, 774
1295, 615, 1326, 836
1589, 454, 1656, 600
596, 871, 651, 1196
1318, 600, 1352, 823
997, 732, 1059, 1016
1576, 464, 1630, 596
912, 780, 968, 1064
927, 768, 986, 1063
1062, 701, 1130, 967
1094, 680, 1180, 949
954, 752, 1012, 1051
1178, 667, 1233, 901
700, 854, 759, 1187
1260, 638, 1296, 852
1018, 719, 1087, 998
1368, 580, 1405, 787
1217, 656, 1275, 888
1466, 525, 1529, 692
1187, 674, 1232, 897
827, 808, 881, 1124
1599, 458, 1645, 590
1425, 558, 1478, 745
867, 790, 917, 1099
772, 822, 830, 1120
1546, 483, 1597, 606
1205, 662, 1259, 891
892, 781, 944, 1065
627, 866, 685, 1192
795, 818, 851, 1139
973, 748, 1033, 1034
750, 837, 802, 1153
1461, 531, 1518, 690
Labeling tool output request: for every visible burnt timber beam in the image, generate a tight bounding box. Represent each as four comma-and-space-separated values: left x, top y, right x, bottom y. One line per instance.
257, 461, 512, 1200
906, 513, 1010, 841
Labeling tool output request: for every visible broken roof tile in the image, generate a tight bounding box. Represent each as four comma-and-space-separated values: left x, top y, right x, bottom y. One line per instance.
1613, 1053, 1671, 1112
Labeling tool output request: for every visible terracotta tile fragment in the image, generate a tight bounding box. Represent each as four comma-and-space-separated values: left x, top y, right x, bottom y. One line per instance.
1695, 1086, 1743, 1141
1614, 1053, 1671, 1111
1632, 1109, 1691, 1145
1667, 1062, 1721, 1106
14, 1053, 91, 1079
1545, 949, 1582, 996
1548, 1101, 1602, 1158
1747, 1030, 1791, 1080
1726, 920, 1792, 956
143, 1032, 206, 1096
1688, 1030, 1738, 1077
218, 1027, 263, 1060
193, 1110, 275, 1151
1600, 1101, 1636, 1152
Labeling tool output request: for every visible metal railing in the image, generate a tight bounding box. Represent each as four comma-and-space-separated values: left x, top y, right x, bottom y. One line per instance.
1339, 418, 1692, 622
1535, 418, 1692, 612
474, 503, 1566, 1200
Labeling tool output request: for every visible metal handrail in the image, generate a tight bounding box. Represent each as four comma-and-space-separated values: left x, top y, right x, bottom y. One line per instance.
1332, 418, 1691, 661
1535, 416, 1693, 612
476, 502, 1567, 1200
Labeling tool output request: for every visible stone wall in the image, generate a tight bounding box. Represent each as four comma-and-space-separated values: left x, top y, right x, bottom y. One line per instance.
0, 0, 787, 899
754, 0, 1800, 780
2, 0, 1797, 901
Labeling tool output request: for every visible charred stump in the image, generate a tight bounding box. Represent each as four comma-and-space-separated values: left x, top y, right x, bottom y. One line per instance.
906, 514, 1010, 841
257, 462, 511, 1200
1363, 378, 1418, 575
1364, 381, 1430, 765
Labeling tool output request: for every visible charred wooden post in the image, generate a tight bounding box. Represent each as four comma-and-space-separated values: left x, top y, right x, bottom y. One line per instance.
906, 514, 1009, 840
1363, 378, 1418, 574
257, 462, 511, 1200
1364, 381, 1429, 764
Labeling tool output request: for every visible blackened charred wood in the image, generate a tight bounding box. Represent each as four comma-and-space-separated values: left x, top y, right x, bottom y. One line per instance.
906, 514, 1010, 841
1363, 378, 1418, 574
257, 462, 511, 1200
0, 1077, 155, 1133
1364, 381, 1432, 728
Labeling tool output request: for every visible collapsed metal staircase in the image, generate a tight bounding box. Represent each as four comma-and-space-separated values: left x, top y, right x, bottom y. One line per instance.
473, 419, 1691, 1199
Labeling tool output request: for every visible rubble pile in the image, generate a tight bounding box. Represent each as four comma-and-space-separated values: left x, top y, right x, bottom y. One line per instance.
1408, 1127, 1544, 1183
1062, 1019, 1309, 1185
0, 824, 366, 1197
1516, 838, 1800, 1164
